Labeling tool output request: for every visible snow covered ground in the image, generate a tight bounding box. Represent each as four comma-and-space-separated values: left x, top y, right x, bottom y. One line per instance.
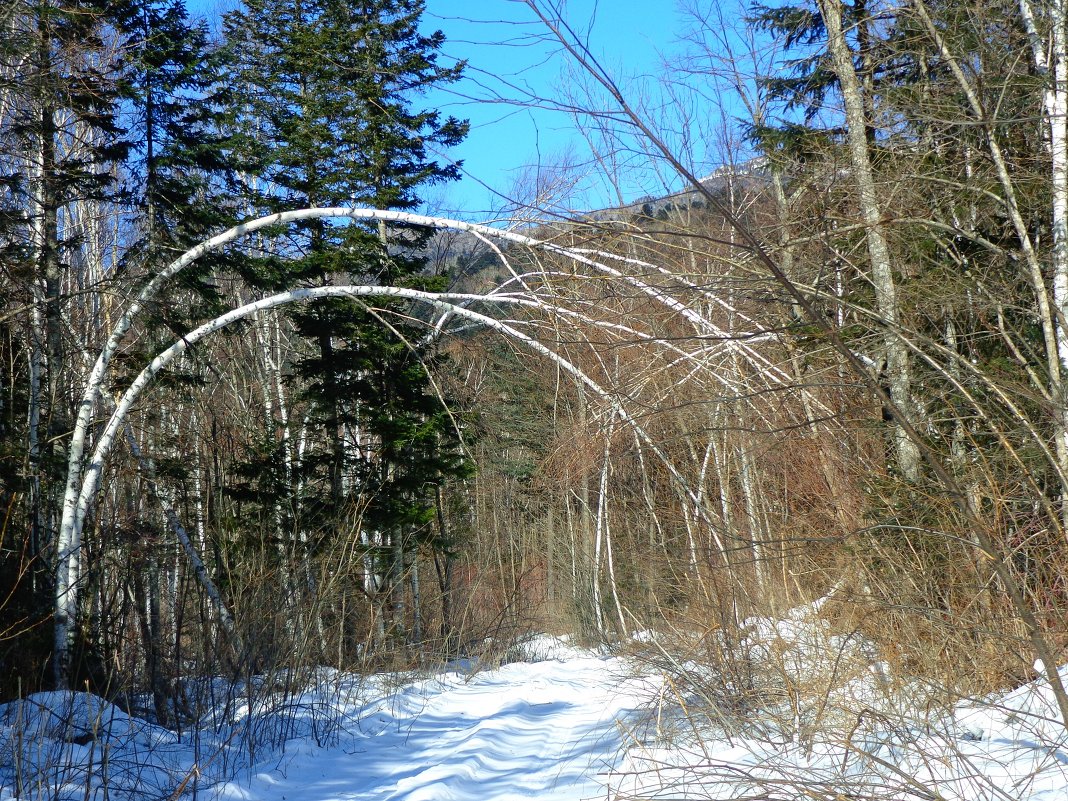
220, 638, 653, 801
0, 637, 655, 801
2, 626, 1068, 800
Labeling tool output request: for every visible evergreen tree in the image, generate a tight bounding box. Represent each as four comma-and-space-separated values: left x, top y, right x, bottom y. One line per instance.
114, 0, 240, 369
0, 0, 131, 690
119, 0, 236, 266
223, 0, 470, 651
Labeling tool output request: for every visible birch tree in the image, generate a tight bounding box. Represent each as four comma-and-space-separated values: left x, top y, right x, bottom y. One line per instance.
1018, 0, 1068, 509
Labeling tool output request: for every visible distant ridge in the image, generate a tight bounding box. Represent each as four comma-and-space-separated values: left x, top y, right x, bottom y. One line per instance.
580, 156, 769, 222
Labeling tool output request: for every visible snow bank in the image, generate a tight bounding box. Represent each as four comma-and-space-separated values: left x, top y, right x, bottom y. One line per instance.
611, 601, 1068, 801
0, 692, 200, 800
3, 626, 1067, 801
0, 637, 649, 800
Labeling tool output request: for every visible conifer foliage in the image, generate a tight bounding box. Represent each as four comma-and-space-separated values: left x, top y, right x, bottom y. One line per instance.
0, 0, 472, 692
222, 0, 471, 650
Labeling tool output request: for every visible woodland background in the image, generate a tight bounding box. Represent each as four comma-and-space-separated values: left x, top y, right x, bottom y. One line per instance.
4, 0, 1068, 731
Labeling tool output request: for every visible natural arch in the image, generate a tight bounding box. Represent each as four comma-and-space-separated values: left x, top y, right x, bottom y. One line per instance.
52, 207, 775, 686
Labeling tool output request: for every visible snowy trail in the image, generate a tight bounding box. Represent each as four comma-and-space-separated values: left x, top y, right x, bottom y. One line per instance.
7, 629, 1068, 800
227, 651, 651, 801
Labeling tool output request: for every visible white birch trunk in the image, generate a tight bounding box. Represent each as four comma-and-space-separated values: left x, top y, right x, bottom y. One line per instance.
591, 432, 607, 637
1021, 0, 1068, 514
737, 439, 767, 596
599, 422, 627, 634
52, 205, 738, 685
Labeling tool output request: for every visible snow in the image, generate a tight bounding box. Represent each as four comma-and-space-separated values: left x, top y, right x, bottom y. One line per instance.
611, 602, 1068, 800
228, 648, 652, 801
0, 637, 654, 800
2, 627, 1068, 800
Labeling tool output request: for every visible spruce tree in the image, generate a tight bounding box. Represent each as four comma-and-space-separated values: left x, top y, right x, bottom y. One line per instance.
223, 0, 470, 651
118, 0, 236, 267
110, 0, 242, 403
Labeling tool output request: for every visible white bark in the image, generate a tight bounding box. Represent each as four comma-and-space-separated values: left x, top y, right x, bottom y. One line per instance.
591, 432, 607, 637
600, 422, 627, 634
737, 439, 766, 595
123, 428, 242, 652
1020, 0, 1068, 507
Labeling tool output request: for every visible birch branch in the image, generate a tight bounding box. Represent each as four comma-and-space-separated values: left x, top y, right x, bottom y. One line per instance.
123, 427, 243, 654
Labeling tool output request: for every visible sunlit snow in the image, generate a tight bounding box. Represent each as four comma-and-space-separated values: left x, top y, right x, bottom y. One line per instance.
2, 628, 1068, 800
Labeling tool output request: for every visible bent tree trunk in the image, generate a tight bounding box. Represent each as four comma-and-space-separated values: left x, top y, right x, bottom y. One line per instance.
54, 206, 727, 687
54, 287, 709, 686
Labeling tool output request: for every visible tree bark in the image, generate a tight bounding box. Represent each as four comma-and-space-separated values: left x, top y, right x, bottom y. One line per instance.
1020, 0, 1068, 519
818, 0, 921, 482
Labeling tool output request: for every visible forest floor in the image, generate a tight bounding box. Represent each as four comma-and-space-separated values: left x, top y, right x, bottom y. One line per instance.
3, 624, 1068, 799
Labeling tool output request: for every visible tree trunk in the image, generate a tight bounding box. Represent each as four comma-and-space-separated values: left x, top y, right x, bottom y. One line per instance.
434, 487, 456, 652
819, 0, 922, 482
409, 549, 422, 650
1021, 0, 1068, 519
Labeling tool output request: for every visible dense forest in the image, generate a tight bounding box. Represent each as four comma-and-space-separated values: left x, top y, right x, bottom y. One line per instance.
4, 0, 1068, 744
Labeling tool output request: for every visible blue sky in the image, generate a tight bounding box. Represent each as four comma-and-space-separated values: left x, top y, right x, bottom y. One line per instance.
190, 0, 741, 219
419, 1, 706, 218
